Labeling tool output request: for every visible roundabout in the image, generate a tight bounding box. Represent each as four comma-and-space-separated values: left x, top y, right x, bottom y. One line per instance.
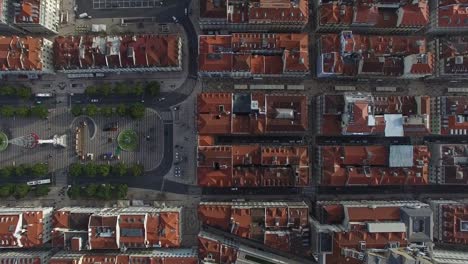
0, 132, 8, 152
118, 129, 139, 152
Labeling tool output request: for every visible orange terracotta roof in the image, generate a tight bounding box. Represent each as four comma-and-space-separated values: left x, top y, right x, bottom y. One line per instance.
319, 32, 432, 77
440, 203, 468, 244
198, 234, 238, 263
201, 0, 308, 25
198, 201, 308, 254
0, 209, 51, 248
54, 35, 181, 71
438, 2, 468, 28
14, 0, 40, 24
197, 145, 309, 188
320, 145, 430, 186
0, 36, 44, 71
199, 34, 309, 75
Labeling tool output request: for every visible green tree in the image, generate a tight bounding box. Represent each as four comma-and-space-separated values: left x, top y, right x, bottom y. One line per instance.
0, 167, 13, 178
31, 163, 48, 177
83, 163, 97, 178
115, 184, 128, 199
71, 105, 83, 116
16, 87, 31, 99
116, 104, 127, 117
34, 185, 50, 197
31, 105, 48, 119
84, 184, 98, 197
69, 163, 83, 178
101, 106, 113, 117
145, 81, 160, 97
114, 83, 129, 95
97, 164, 110, 177
129, 164, 144, 177
85, 104, 99, 116
14, 164, 28, 177
111, 163, 127, 177
133, 82, 144, 96
15, 106, 30, 117
0, 106, 15, 117
96, 184, 112, 200
129, 103, 145, 119
85, 86, 98, 95
68, 185, 81, 199
0, 85, 16, 96
99, 84, 112, 96
14, 184, 30, 199
0, 183, 14, 197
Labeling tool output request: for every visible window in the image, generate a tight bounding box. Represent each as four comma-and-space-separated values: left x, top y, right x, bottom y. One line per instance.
460, 220, 468, 232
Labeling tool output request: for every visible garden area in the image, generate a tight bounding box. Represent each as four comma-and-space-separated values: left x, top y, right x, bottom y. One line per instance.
69, 162, 145, 179
71, 103, 146, 119
0, 85, 32, 99
118, 129, 139, 151
0, 132, 8, 152
67, 183, 128, 200
84, 81, 160, 98
0, 184, 51, 199
0, 105, 49, 119
0, 163, 49, 180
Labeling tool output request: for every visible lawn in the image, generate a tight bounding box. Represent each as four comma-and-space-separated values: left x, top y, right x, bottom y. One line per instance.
117, 129, 138, 151
0, 132, 8, 152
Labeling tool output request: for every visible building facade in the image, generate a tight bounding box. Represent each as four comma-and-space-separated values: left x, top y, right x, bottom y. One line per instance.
13, 0, 60, 34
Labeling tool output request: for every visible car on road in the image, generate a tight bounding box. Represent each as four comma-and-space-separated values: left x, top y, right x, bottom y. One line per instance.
157, 97, 166, 102
172, 16, 178, 23
90, 99, 99, 103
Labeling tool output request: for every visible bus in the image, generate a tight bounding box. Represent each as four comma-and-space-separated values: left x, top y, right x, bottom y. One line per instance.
35, 93, 54, 98
27, 179, 51, 186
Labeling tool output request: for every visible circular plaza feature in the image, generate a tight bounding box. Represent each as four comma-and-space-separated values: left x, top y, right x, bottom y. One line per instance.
117, 129, 138, 152
0, 132, 8, 152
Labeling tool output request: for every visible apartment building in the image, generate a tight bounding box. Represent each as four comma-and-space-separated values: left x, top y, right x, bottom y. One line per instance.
315, 0, 429, 33
317, 144, 431, 186
311, 200, 433, 264
429, 143, 468, 185
432, 96, 468, 135
316, 93, 431, 136
52, 206, 182, 251
0, 207, 53, 248
199, 0, 309, 31
429, 0, 468, 33
53, 34, 183, 73
430, 200, 468, 245
0, 250, 53, 264
435, 36, 468, 78
197, 144, 309, 188
198, 33, 309, 78
317, 31, 433, 78
197, 92, 308, 135
198, 201, 310, 256
198, 230, 306, 264
0, 35, 54, 78
0, 0, 22, 33
13, 0, 59, 34
49, 249, 198, 264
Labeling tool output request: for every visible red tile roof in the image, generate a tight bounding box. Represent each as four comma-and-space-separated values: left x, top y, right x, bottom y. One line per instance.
318, 32, 433, 77
198, 233, 239, 263
438, 1, 468, 28
439, 36, 468, 75
437, 96, 468, 135
198, 201, 308, 254
200, 0, 309, 25
197, 145, 309, 188
0, 36, 44, 71
0, 208, 51, 248
54, 35, 181, 71
435, 144, 468, 184
320, 145, 430, 186
439, 203, 468, 244
197, 93, 308, 135
199, 34, 309, 75
14, 0, 40, 24
319, 94, 431, 136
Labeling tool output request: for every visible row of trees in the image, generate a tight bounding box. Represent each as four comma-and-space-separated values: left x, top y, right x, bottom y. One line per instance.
67, 184, 128, 200
71, 103, 145, 119
69, 163, 144, 178
0, 163, 49, 179
0, 85, 31, 99
0, 105, 48, 119
85, 81, 160, 97
0, 183, 50, 199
